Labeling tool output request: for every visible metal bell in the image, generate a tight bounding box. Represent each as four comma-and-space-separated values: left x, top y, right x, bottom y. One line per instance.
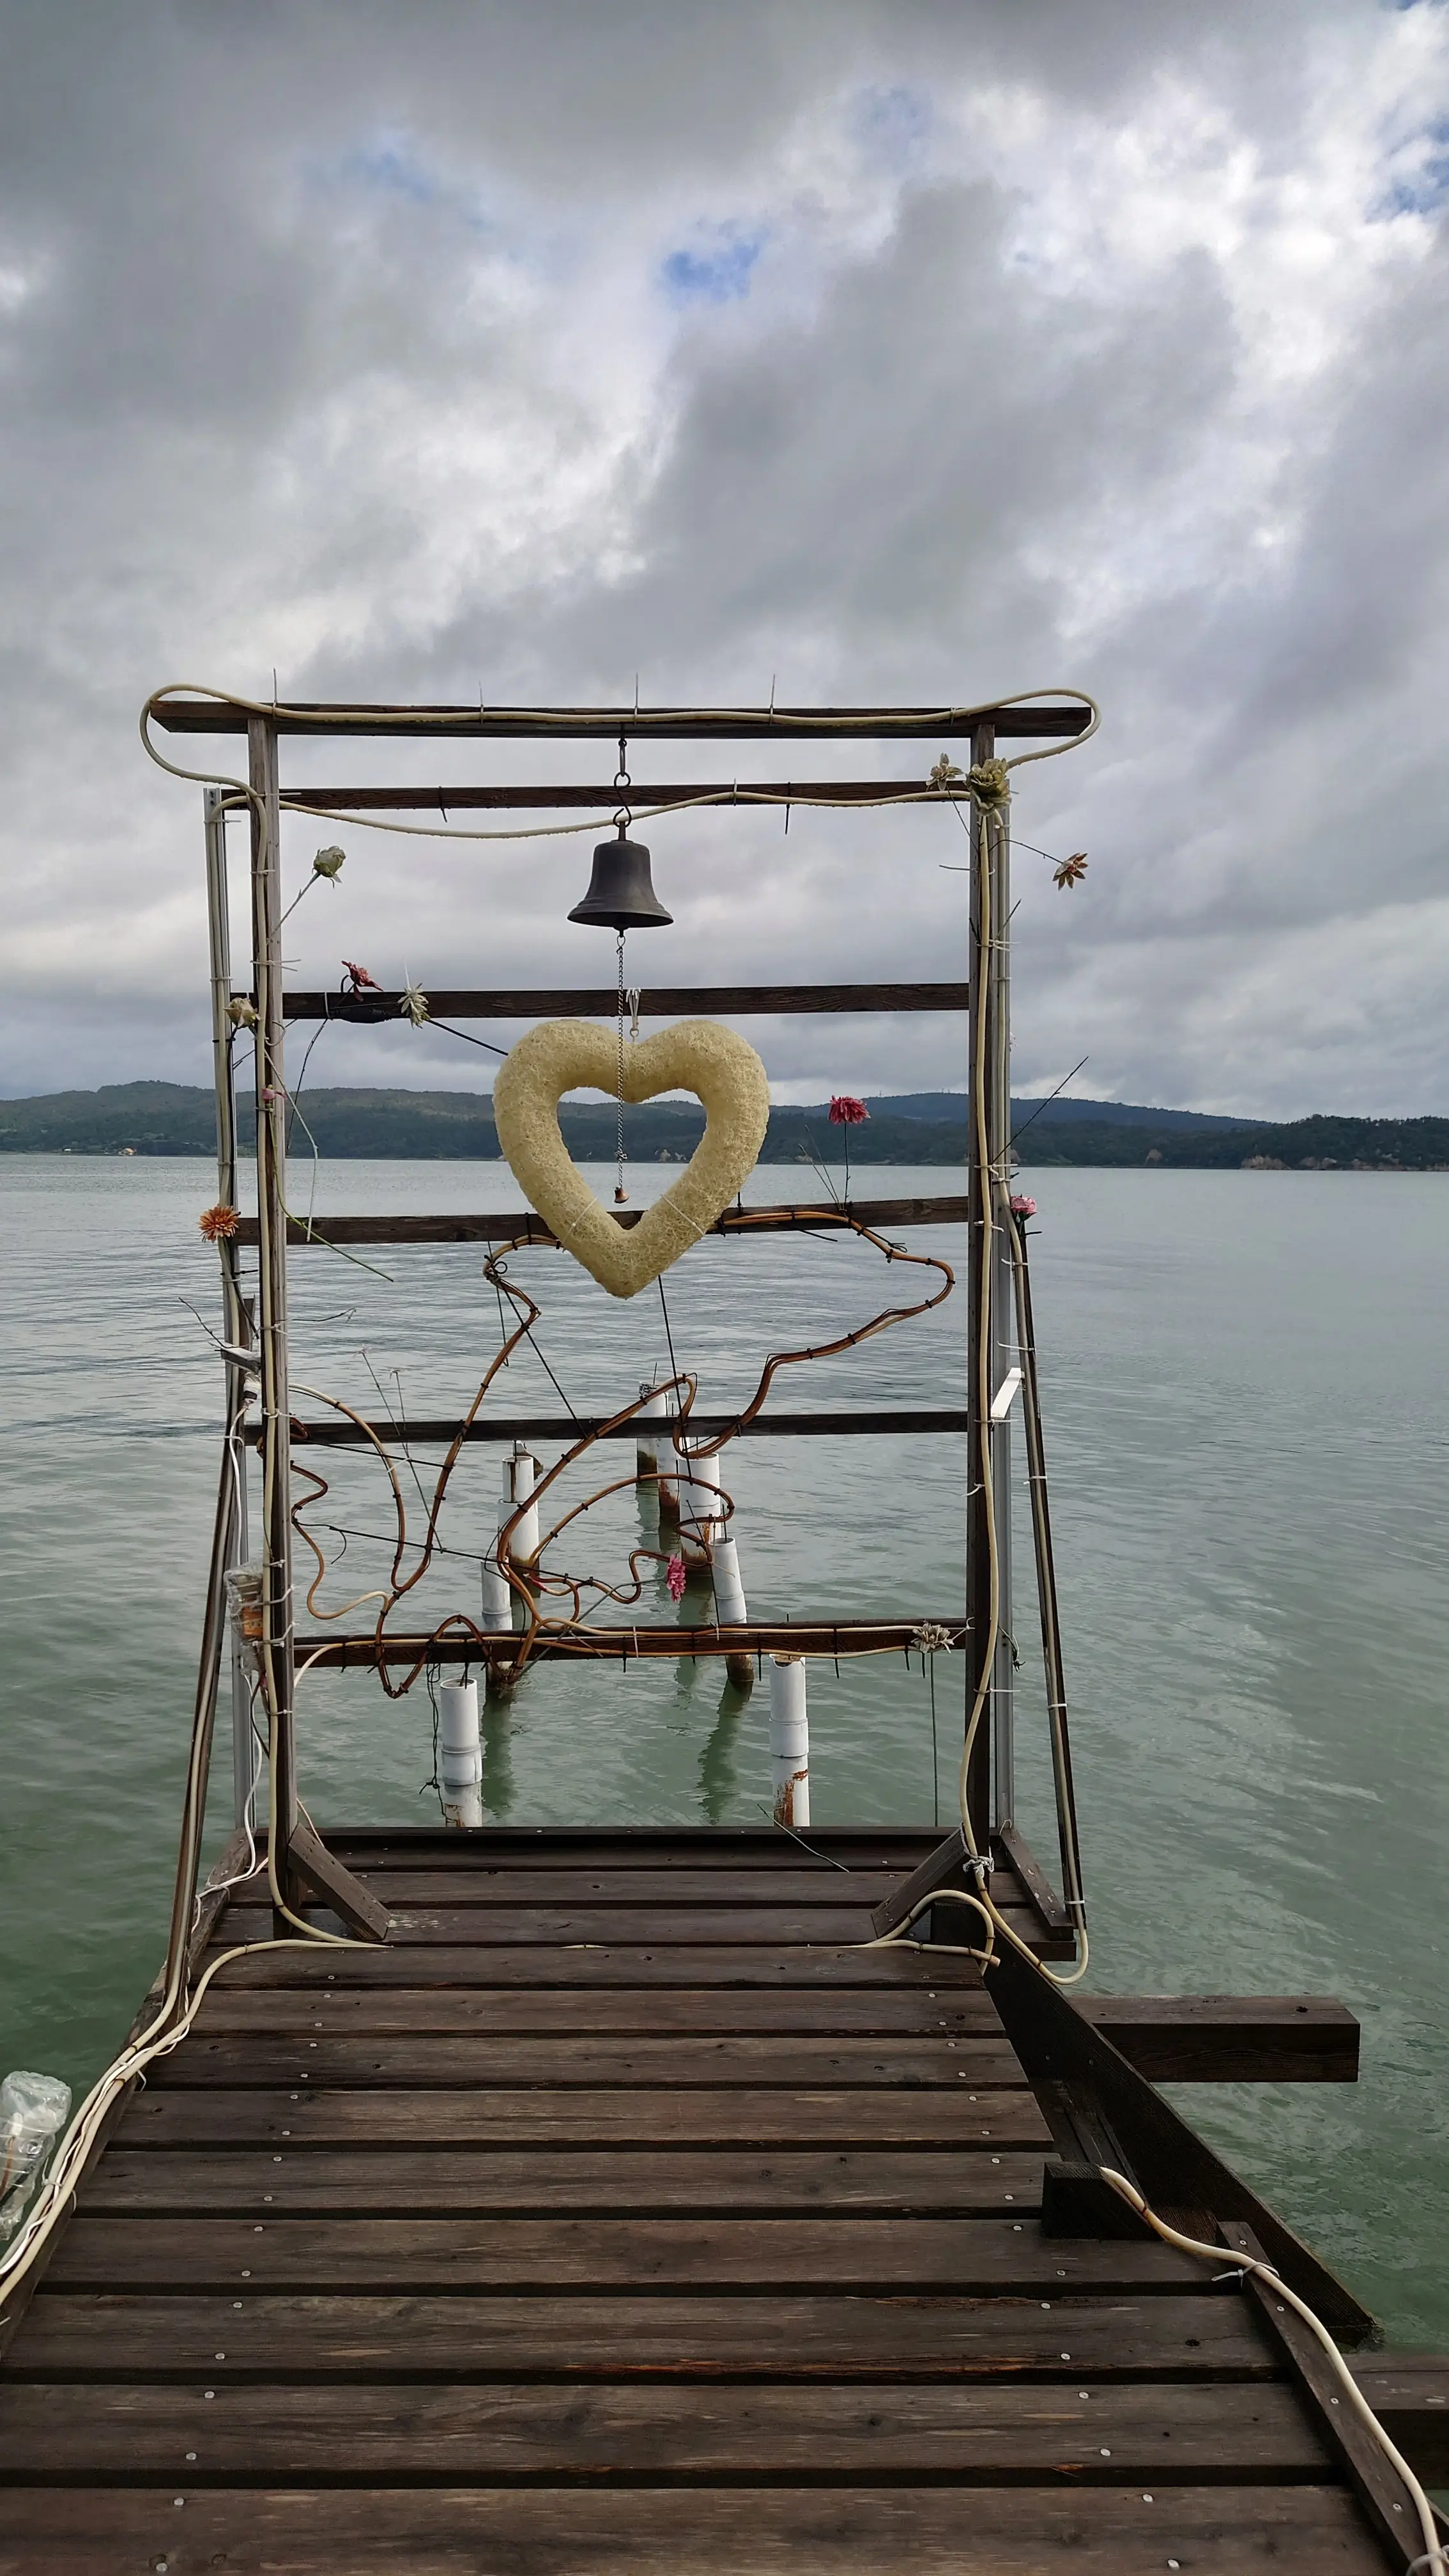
567, 823, 673, 931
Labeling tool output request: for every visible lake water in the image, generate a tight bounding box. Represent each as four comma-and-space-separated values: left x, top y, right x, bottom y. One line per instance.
2, 1153, 1448, 2348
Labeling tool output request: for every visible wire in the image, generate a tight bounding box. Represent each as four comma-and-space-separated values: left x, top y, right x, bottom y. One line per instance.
139, 683, 1101, 849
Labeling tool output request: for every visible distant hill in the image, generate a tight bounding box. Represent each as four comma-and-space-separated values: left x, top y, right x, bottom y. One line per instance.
3, 1082, 1448, 1171
878, 1092, 1264, 1133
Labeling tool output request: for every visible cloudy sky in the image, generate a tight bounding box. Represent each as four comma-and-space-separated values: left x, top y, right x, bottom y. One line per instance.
3, 0, 1448, 1114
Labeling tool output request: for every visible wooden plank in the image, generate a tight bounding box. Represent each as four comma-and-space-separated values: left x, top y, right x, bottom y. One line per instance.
1349, 2353, 1449, 2485
193, 1987, 1000, 2036
211, 1901, 1057, 1951
286, 1407, 969, 1442
282, 979, 968, 1017
318, 1827, 947, 1866
153, 695, 1093, 740
1, 2287, 1285, 2384
242, 1867, 914, 1907
1084, 1998, 1360, 2087
109, 2086, 1052, 2150
200, 1941, 997, 1991
78, 2147, 1046, 2218
986, 1928, 1376, 2347
0, 2484, 1390, 2572
213, 1904, 886, 1945
287, 1627, 983, 1677
1222, 2220, 1422, 2569
0, 2379, 1329, 2483
290, 789, 977, 815
144, 2034, 1028, 2091
186, 1985, 1360, 2081
43, 2214, 1202, 2293
235, 1194, 968, 1249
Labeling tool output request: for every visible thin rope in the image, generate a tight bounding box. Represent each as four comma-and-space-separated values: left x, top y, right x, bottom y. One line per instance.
615, 930, 627, 1204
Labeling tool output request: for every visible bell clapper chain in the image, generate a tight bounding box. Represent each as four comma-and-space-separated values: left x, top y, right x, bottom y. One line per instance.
614, 927, 629, 1205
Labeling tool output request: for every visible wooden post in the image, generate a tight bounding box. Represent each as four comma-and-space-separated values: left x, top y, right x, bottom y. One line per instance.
203, 788, 252, 1828
964, 716, 1000, 1844
247, 721, 388, 1942
248, 719, 298, 1911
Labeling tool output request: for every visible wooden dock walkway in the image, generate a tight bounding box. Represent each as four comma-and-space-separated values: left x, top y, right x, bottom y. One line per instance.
0, 1827, 1435, 2571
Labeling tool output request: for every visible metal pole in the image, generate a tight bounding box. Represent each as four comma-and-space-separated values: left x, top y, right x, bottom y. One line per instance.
203, 788, 254, 1828
988, 785, 1016, 1829
248, 717, 298, 1906
964, 718, 1008, 1842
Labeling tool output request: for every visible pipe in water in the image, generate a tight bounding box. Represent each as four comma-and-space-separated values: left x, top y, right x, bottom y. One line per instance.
438, 1680, 482, 1829
769, 1655, 809, 1828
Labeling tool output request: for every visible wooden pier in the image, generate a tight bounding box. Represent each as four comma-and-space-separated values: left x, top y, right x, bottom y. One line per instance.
0, 1827, 1440, 2572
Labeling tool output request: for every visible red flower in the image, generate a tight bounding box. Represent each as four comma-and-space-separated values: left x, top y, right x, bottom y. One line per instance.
199, 1202, 241, 1241
829, 1096, 869, 1126
666, 1553, 687, 1602
342, 960, 382, 993
1009, 1194, 1037, 1219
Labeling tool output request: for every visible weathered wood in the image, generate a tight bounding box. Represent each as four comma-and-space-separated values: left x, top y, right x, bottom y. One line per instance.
45, 2214, 1203, 2294
153, 694, 1094, 740
0, 2378, 1329, 2482
286, 1407, 969, 1443
193, 1987, 999, 2036
0, 2483, 1390, 2572
110, 2085, 1052, 2150
1, 2287, 1282, 2384
235, 1194, 969, 1249
195, 1936, 1032, 1990
288, 1625, 982, 1678
144, 2033, 1028, 2092
1222, 2220, 1423, 2570
986, 1931, 1377, 2347
319, 1827, 949, 1866
281, 979, 968, 1017
213, 1903, 898, 1945
181, 1983, 1359, 2080
1084, 1998, 1359, 2087
1348, 2353, 1449, 2485
79, 2147, 1046, 2217
226, 1866, 912, 1908
994, 1821, 1073, 1938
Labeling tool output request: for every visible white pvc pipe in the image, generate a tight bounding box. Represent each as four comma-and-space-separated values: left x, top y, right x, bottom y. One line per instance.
438, 1680, 482, 1828
637, 1383, 666, 1485
711, 1529, 747, 1626
678, 1447, 721, 1563
480, 1549, 512, 1632
769, 1656, 809, 1828
500, 1445, 540, 1567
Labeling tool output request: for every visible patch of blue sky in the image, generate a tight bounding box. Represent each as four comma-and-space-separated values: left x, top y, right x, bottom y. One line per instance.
852, 83, 932, 167
660, 223, 765, 306
310, 128, 498, 240
1374, 114, 1449, 217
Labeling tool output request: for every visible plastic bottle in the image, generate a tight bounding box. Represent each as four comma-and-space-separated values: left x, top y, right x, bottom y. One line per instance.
0, 2071, 72, 2239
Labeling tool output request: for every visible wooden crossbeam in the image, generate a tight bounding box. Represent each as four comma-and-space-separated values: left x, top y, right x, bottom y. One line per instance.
278, 982, 967, 1020
295, 1619, 969, 1667
153, 697, 1092, 740
231, 1193, 969, 1249
282, 1409, 967, 1447
283, 782, 970, 811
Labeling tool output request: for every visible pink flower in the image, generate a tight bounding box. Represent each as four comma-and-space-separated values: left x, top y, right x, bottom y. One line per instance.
1009, 1194, 1037, 1218
829, 1096, 869, 1126
665, 1553, 687, 1602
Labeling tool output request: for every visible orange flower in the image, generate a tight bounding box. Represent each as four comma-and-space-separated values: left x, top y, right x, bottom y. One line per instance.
199, 1202, 241, 1242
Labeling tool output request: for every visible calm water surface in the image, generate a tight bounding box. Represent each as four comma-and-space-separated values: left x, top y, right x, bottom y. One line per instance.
2, 1154, 1447, 2345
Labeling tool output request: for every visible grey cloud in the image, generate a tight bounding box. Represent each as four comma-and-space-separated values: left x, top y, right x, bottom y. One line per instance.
1, 0, 1446, 1119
